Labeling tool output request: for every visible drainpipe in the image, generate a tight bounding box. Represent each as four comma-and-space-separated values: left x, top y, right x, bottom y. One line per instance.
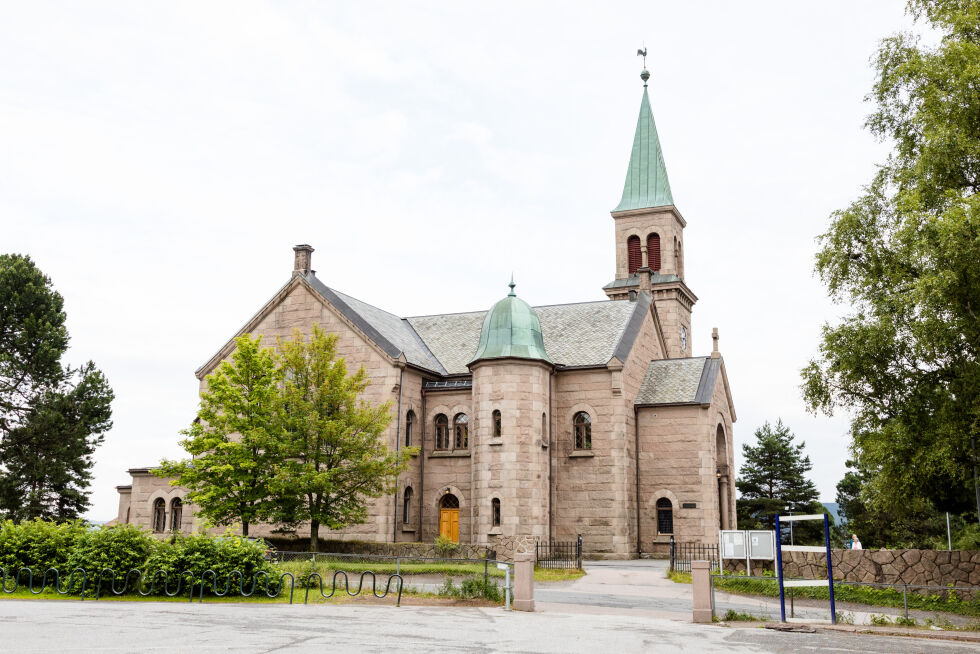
634, 405, 641, 557
393, 367, 404, 543
549, 370, 554, 543
419, 388, 426, 542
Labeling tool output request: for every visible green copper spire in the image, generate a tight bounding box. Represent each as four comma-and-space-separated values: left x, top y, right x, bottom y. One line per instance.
613, 69, 674, 212
469, 279, 552, 365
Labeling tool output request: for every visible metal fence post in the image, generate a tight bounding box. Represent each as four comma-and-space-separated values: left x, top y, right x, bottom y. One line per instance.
669, 535, 675, 573
903, 585, 909, 619
484, 558, 488, 586
577, 534, 582, 569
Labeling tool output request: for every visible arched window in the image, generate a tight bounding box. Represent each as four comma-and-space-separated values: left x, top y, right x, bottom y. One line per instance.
441, 493, 460, 509
405, 410, 416, 447
170, 498, 183, 533
573, 412, 592, 450
454, 413, 468, 449
657, 498, 674, 534
403, 487, 413, 523
492, 498, 501, 527
435, 414, 449, 450
627, 235, 642, 274
647, 233, 661, 271
152, 498, 166, 533
542, 412, 548, 446
492, 410, 502, 438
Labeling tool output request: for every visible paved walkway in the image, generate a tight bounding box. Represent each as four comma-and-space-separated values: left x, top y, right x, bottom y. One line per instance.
1, 598, 976, 653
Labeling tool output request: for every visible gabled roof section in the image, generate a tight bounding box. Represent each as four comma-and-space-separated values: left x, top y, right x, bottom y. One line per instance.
305, 275, 447, 375
613, 87, 674, 212
635, 356, 720, 406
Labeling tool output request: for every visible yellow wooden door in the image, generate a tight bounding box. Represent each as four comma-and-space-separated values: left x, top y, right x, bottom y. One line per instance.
439, 509, 460, 542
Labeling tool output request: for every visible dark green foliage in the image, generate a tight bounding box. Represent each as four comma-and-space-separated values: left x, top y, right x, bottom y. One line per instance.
64, 524, 158, 589
735, 420, 823, 540
0, 254, 113, 520
802, 0, 980, 540
0, 518, 87, 571
143, 532, 276, 592
0, 254, 68, 431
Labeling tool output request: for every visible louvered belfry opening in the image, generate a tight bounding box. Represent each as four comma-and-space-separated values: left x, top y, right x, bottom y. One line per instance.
647, 233, 661, 271
627, 235, 642, 274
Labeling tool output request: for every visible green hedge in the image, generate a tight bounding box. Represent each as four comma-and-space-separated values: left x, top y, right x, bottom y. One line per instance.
0, 520, 275, 594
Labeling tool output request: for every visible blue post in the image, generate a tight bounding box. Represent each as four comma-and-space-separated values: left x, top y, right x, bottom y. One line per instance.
824, 513, 836, 624
775, 514, 785, 622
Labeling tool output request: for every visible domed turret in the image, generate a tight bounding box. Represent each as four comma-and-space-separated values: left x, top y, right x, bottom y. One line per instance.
470, 278, 551, 365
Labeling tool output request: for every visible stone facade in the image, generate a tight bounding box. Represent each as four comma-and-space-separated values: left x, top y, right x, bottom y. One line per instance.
725, 549, 980, 589
113, 78, 738, 558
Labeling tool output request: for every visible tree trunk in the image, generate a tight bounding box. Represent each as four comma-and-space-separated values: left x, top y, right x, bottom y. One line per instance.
242, 521, 249, 538
310, 519, 320, 552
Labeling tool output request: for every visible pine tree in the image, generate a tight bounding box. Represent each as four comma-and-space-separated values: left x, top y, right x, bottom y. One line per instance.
272, 327, 413, 551
0, 254, 113, 520
735, 420, 822, 534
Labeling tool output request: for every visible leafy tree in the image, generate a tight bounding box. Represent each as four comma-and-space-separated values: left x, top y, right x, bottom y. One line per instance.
157, 334, 282, 537
735, 420, 822, 537
272, 327, 412, 551
0, 254, 113, 520
801, 0, 980, 526
0, 363, 113, 521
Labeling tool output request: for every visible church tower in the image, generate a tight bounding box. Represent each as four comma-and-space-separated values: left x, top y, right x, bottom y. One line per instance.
602, 64, 697, 359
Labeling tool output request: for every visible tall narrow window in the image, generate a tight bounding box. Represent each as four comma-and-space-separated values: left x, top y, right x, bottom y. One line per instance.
435, 414, 449, 450
152, 498, 166, 533
454, 413, 469, 449
492, 498, 501, 527
492, 410, 502, 438
657, 498, 674, 534
627, 235, 642, 274
573, 412, 592, 450
541, 412, 548, 446
405, 410, 416, 447
647, 233, 661, 271
403, 487, 413, 523
170, 498, 183, 533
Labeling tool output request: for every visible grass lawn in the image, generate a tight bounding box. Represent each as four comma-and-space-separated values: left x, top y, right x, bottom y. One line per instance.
534, 567, 585, 582
666, 569, 980, 619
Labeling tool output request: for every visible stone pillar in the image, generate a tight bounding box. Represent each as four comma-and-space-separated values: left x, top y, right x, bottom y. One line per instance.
692, 560, 713, 623
513, 552, 535, 611
638, 267, 652, 292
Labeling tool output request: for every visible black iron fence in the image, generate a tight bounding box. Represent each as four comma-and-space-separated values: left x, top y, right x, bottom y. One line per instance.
536, 534, 583, 569
668, 537, 719, 573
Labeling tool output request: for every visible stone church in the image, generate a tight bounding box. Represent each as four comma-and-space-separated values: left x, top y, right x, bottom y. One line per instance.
114, 70, 737, 558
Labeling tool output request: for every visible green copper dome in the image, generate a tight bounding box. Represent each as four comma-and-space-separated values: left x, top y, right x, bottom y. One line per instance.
469, 279, 552, 365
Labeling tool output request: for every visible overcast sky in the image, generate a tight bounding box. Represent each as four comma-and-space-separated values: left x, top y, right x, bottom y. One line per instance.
1, 2, 921, 521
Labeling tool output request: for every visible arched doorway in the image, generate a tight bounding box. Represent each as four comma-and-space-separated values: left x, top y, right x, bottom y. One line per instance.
439, 494, 460, 543
716, 424, 730, 530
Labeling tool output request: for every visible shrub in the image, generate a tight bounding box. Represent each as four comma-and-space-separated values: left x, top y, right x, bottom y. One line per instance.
0, 518, 88, 572
438, 575, 501, 602
63, 524, 158, 592
434, 536, 458, 558
143, 532, 277, 593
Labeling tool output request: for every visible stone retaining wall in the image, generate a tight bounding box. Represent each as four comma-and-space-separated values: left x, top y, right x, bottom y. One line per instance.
266, 537, 493, 560
723, 549, 980, 587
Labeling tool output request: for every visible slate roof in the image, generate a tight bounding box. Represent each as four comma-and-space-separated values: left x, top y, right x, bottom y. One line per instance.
407, 298, 642, 374
603, 272, 682, 289
635, 356, 722, 406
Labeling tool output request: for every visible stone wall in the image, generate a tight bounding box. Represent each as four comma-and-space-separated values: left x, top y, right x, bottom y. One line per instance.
266, 537, 493, 560
723, 549, 980, 588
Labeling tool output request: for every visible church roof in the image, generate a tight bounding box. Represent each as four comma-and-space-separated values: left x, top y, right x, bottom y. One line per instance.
469, 281, 552, 365
409, 297, 643, 374
613, 85, 674, 212
635, 356, 721, 406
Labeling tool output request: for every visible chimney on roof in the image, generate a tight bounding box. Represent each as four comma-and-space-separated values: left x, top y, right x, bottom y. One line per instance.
293, 244, 314, 276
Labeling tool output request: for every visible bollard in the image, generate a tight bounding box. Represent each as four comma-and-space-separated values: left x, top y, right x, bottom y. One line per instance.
692, 560, 713, 623
512, 553, 534, 612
